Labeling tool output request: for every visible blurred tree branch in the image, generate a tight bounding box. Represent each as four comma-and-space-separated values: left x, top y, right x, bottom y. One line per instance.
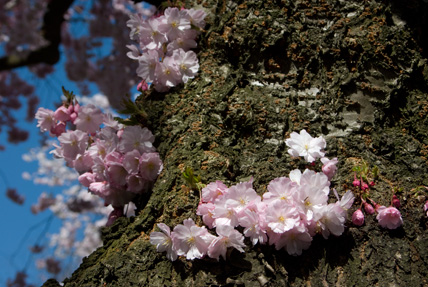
0, 0, 74, 71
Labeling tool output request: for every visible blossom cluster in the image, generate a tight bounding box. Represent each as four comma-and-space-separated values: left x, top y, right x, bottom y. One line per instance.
35, 96, 163, 209
126, 7, 207, 92
350, 168, 403, 230
352, 198, 403, 230
151, 130, 355, 260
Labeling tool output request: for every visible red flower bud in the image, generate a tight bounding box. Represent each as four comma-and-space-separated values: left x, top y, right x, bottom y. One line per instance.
352, 209, 365, 226
392, 195, 401, 208
364, 202, 375, 214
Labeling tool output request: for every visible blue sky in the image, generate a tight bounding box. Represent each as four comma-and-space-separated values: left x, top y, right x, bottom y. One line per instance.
0, 59, 90, 285
0, 2, 153, 284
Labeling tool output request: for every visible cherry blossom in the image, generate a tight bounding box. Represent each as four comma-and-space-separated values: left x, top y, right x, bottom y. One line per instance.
150, 223, 178, 261
208, 225, 246, 260
285, 129, 326, 163
376, 206, 403, 229
149, 129, 355, 260
172, 218, 215, 260
320, 157, 338, 180
352, 209, 365, 226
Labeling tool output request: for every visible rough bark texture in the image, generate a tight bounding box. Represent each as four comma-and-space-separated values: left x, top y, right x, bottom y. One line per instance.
45, 0, 428, 286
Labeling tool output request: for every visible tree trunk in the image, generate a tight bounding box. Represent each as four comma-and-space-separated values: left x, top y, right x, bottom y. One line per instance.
45, 0, 428, 286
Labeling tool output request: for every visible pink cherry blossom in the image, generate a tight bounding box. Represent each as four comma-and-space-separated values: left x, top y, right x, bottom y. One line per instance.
272, 225, 312, 256
238, 208, 267, 245
172, 218, 215, 260
263, 176, 297, 205
73, 104, 104, 134
212, 196, 240, 227
158, 7, 191, 41
154, 57, 182, 89
150, 223, 178, 261
313, 203, 346, 239
285, 129, 326, 163
57, 130, 89, 161
376, 206, 403, 229
35, 107, 56, 133
137, 49, 160, 83
139, 152, 163, 181
196, 202, 216, 228
265, 200, 300, 234
208, 225, 245, 260
187, 8, 207, 29
167, 37, 197, 54
201, 180, 228, 203
172, 49, 199, 83
117, 125, 155, 154
320, 157, 338, 180
223, 180, 259, 213
139, 17, 168, 50
122, 149, 141, 174
126, 174, 147, 193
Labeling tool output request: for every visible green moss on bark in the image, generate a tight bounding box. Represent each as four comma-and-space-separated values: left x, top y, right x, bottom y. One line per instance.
44, 0, 428, 286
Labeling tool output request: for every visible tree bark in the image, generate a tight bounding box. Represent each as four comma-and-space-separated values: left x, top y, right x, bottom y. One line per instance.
47, 0, 428, 286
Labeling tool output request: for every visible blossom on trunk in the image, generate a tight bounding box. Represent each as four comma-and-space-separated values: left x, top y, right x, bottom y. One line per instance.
172, 218, 215, 260
150, 223, 178, 261
285, 129, 326, 163
208, 225, 245, 260
376, 206, 403, 229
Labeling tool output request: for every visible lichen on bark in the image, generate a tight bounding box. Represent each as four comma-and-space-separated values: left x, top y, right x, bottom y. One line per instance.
45, 0, 428, 286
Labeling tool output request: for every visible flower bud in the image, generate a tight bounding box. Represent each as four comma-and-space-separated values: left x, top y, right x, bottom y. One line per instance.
369, 181, 375, 186
392, 195, 401, 208
361, 182, 369, 190
54, 105, 71, 122
68, 104, 74, 113
73, 102, 80, 113
70, 112, 77, 123
106, 207, 124, 227
363, 202, 375, 214
353, 173, 360, 187
50, 122, 66, 137
352, 209, 365, 226
137, 80, 149, 92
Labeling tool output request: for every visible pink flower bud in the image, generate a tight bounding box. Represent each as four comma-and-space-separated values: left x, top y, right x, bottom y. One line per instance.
353, 173, 360, 187
73, 103, 80, 113
54, 105, 71, 122
369, 181, 375, 186
392, 195, 401, 208
361, 182, 369, 190
352, 209, 364, 226
70, 112, 77, 123
50, 122, 66, 137
106, 206, 124, 227
67, 104, 74, 113
137, 80, 149, 91
363, 202, 375, 214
